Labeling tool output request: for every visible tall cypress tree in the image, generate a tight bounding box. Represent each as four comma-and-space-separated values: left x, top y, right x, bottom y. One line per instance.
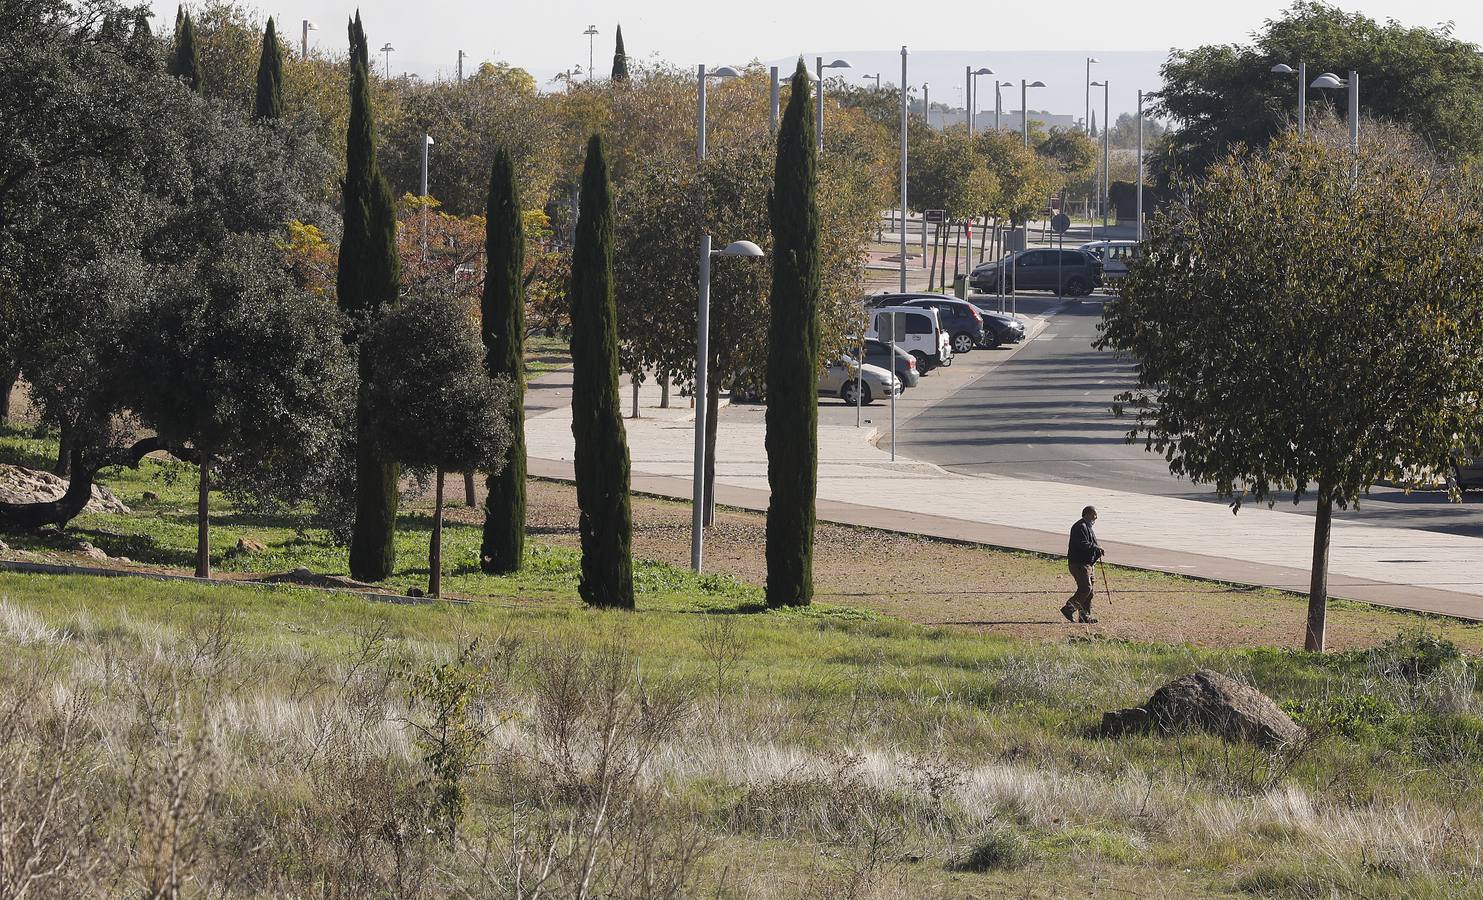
568, 135, 633, 609
480, 148, 527, 574
611, 25, 629, 82
764, 59, 821, 608
168, 6, 200, 91
339, 13, 402, 581
254, 17, 283, 119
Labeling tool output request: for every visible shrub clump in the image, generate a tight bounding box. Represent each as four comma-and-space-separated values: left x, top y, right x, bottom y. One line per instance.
951, 826, 1036, 872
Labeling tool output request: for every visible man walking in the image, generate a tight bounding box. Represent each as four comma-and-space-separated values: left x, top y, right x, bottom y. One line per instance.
1062, 505, 1103, 624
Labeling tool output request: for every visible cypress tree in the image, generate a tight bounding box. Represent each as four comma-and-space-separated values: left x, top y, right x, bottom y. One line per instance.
168, 6, 200, 91
339, 13, 403, 581
480, 148, 527, 574
254, 17, 283, 119
611, 24, 629, 82
764, 59, 821, 608
568, 135, 633, 609
127, 9, 157, 68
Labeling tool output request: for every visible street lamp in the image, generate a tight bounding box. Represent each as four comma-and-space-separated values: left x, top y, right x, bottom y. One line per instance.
1270, 62, 1307, 134
900, 46, 909, 294
863, 72, 881, 91
815, 56, 852, 151
1085, 57, 1100, 135
696, 65, 740, 161
1020, 79, 1045, 148
300, 19, 317, 60
1091, 80, 1109, 238
922, 82, 929, 125
379, 42, 394, 79
692, 238, 765, 572
968, 66, 992, 137
1136, 89, 1145, 242
457, 49, 466, 85
1310, 70, 1360, 156
583, 25, 599, 81
420, 134, 434, 258
995, 80, 1011, 131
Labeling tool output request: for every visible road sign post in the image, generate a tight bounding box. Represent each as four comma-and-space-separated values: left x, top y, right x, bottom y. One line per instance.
1051, 213, 1070, 299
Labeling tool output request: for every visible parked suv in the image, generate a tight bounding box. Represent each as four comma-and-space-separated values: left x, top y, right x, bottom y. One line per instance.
1454, 455, 1483, 493
865, 306, 952, 371
970, 248, 1104, 296
897, 297, 986, 354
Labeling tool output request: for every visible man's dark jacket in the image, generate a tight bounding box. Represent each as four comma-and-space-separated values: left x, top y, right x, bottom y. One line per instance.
1068, 518, 1101, 566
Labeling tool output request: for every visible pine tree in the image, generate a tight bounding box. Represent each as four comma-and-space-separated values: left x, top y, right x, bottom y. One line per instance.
568, 135, 634, 609
254, 17, 283, 119
611, 24, 629, 82
168, 6, 200, 91
764, 59, 821, 608
127, 8, 157, 68
480, 148, 527, 574
339, 13, 402, 582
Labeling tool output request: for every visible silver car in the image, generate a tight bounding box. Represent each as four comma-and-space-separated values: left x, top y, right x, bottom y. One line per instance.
818, 357, 900, 405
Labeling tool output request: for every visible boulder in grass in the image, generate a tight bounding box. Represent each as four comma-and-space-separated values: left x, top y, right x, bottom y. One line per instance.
0, 464, 130, 514
234, 537, 268, 555
1099, 669, 1303, 748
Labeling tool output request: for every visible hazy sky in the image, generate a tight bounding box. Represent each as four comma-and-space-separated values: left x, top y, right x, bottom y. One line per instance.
154, 0, 1482, 118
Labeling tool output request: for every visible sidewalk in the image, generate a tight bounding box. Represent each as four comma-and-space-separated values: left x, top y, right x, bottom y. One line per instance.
524, 356, 1483, 620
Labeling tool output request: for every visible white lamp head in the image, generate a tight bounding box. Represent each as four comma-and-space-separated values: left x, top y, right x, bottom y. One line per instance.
1028, 80, 1046, 88
825, 58, 852, 69
1311, 72, 1345, 89
720, 240, 765, 258
303, 20, 318, 30
973, 67, 993, 76
1270, 63, 1294, 74
710, 65, 741, 78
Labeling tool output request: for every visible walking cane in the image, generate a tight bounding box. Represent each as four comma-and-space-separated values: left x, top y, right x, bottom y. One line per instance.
1097, 560, 1115, 607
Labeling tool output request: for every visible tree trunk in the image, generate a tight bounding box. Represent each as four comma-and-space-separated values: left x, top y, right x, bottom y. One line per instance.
195, 448, 211, 579
979, 216, 989, 263
703, 372, 720, 526
0, 437, 170, 529
631, 375, 641, 418
0, 364, 17, 426
953, 220, 962, 279
430, 467, 444, 598
937, 221, 950, 291
53, 421, 72, 477
660, 373, 671, 408
463, 471, 475, 507
1305, 485, 1333, 652
349, 367, 400, 583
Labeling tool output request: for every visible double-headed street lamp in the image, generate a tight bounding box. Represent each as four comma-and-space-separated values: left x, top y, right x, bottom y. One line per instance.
379, 42, 395, 79
1311, 70, 1360, 155
1270, 62, 1307, 134
1020, 79, 1045, 148
691, 239, 764, 572
583, 25, 599, 81
967, 66, 992, 137
816, 56, 852, 150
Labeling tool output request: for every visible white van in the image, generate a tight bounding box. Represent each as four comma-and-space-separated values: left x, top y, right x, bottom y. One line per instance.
866, 306, 952, 371
1079, 240, 1141, 283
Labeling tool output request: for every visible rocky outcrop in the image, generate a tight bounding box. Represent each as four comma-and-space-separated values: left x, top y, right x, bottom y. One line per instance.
0, 464, 130, 515
1099, 669, 1303, 748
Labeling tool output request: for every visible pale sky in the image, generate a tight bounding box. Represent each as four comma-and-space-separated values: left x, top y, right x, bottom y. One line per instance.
154, 0, 1482, 119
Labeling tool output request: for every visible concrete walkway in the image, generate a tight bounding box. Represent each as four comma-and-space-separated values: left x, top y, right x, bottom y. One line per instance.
524, 325, 1483, 621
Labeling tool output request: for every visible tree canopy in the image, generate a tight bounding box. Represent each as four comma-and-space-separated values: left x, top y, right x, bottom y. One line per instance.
1098, 124, 1483, 650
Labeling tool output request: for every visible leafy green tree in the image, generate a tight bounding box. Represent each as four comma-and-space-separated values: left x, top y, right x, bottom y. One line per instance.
339, 13, 403, 582
611, 24, 628, 82
118, 236, 353, 578
365, 295, 512, 598
568, 135, 634, 609
765, 61, 820, 609
167, 5, 200, 90
253, 16, 282, 119
1098, 125, 1483, 652
1154, 1, 1483, 186
481, 148, 527, 574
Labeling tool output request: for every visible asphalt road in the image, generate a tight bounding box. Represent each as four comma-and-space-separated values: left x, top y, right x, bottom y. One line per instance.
897, 294, 1483, 539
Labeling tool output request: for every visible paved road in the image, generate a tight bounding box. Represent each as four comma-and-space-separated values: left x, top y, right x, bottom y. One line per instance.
897, 295, 1483, 539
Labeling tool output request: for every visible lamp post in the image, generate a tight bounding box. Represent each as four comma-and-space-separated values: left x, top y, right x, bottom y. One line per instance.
1020, 79, 1045, 148
770, 66, 780, 133
300, 19, 316, 60
1270, 62, 1307, 134
697, 64, 741, 161
1085, 57, 1100, 135
583, 24, 598, 81
995, 80, 1010, 131
863, 72, 881, 91
1091, 80, 1109, 237
379, 43, 394, 79
922, 82, 929, 124
968, 66, 992, 137
1311, 70, 1359, 155
420, 134, 434, 258
1136, 89, 1144, 242
900, 46, 909, 294
815, 56, 852, 151
692, 238, 765, 572
457, 49, 466, 85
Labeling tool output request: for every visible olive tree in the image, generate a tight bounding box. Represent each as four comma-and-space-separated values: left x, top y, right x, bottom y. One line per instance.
1098, 124, 1483, 651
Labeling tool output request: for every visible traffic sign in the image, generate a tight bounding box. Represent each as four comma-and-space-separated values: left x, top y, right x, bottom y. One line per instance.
924, 209, 947, 224
1051, 213, 1070, 234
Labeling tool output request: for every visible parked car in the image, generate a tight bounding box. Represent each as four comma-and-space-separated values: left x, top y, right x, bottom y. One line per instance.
1079, 240, 1141, 283
970, 248, 1104, 296
865, 305, 952, 371
894, 297, 987, 354
844, 337, 919, 388
1454, 456, 1483, 492
818, 357, 900, 406
966, 304, 1028, 347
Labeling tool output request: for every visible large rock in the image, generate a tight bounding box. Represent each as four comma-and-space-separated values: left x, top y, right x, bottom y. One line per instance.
0, 464, 130, 515
1099, 669, 1303, 748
